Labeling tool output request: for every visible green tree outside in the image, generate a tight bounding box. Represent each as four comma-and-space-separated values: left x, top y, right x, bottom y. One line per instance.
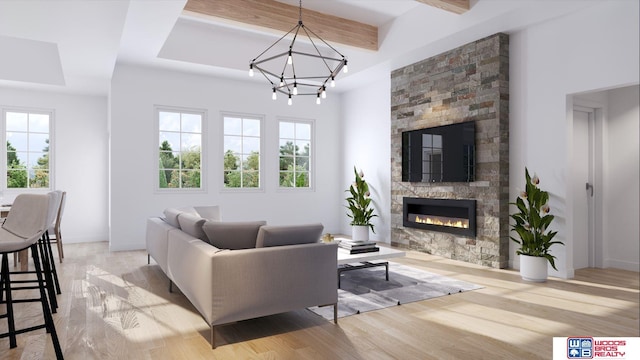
6, 140, 49, 188
279, 141, 309, 188
223, 150, 259, 188
159, 140, 200, 189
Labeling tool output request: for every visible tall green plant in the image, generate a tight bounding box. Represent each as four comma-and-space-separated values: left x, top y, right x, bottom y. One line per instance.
345, 167, 377, 233
510, 168, 564, 270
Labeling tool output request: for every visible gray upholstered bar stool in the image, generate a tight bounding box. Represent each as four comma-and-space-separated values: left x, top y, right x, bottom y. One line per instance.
10, 191, 62, 312
0, 193, 64, 359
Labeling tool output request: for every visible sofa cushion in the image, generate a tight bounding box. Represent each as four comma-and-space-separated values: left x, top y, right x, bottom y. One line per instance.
255, 223, 323, 248
177, 213, 207, 241
163, 207, 197, 228
202, 220, 266, 249
194, 205, 221, 221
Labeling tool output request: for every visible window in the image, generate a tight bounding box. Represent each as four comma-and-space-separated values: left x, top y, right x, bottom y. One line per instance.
279, 120, 312, 188
3, 109, 52, 189
157, 107, 203, 189
223, 114, 262, 189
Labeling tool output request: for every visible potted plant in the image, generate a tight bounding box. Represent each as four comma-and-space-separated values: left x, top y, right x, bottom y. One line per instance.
345, 166, 377, 241
510, 168, 564, 282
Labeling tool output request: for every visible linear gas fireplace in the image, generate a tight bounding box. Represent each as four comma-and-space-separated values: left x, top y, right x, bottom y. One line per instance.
403, 197, 476, 238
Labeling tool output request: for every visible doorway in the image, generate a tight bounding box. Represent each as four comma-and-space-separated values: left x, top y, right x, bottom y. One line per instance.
572, 106, 597, 269
570, 85, 640, 274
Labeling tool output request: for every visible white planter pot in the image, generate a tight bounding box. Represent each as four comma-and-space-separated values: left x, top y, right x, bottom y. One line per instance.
351, 225, 370, 241
519, 255, 548, 282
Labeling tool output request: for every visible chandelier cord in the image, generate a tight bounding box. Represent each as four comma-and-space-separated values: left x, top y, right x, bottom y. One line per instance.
299, 0, 302, 22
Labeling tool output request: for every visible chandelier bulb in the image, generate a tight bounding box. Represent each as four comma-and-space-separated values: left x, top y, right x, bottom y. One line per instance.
288, 94, 293, 106
343, 60, 348, 73
316, 94, 321, 105
272, 88, 277, 100
293, 82, 298, 96
331, 77, 335, 87
249, 64, 254, 77
287, 50, 293, 65
279, 76, 284, 87
321, 87, 327, 99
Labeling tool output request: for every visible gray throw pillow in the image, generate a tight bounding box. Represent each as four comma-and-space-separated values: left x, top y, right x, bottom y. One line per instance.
194, 205, 221, 221
177, 213, 207, 241
163, 207, 197, 228
202, 220, 267, 249
255, 223, 323, 248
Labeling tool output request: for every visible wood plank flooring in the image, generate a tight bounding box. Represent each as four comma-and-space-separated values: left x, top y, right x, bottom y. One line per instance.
1, 242, 638, 359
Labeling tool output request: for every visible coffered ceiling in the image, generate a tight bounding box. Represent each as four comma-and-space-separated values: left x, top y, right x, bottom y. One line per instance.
0, 0, 598, 95
183, 0, 470, 51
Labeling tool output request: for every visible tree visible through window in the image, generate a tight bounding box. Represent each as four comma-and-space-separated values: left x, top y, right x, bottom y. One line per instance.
279, 120, 311, 188
5, 111, 51, 189
223, 115, 261, 188
158, 109, 202, 189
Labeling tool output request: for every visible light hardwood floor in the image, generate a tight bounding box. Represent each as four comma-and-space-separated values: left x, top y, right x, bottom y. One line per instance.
1, 242, 638, 359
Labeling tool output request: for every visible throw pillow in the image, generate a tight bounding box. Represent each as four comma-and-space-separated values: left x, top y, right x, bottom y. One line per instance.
255, 223, 323, 248
194, 205, 221, 221
163, 207, 197, 228
177, 213, 207, 241
202, 220, 267, 249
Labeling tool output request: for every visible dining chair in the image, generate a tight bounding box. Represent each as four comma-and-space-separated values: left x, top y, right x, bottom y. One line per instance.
0, 193, 64, 359
48, 190, 66, 262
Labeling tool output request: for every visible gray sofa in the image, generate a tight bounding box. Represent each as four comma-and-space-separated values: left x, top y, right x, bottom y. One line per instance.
145, 206, 338, 348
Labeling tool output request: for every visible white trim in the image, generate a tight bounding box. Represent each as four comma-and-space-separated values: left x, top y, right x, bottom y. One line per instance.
567, 96, 606, 276
154, 105, 207, 194
1, 106, 55, 192
220, 111, 265, 193
276, 116, 316, 192
604, 258, 640, 272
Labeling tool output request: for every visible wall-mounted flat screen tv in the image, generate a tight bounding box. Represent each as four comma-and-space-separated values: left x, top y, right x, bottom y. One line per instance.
402, 121, 475, 182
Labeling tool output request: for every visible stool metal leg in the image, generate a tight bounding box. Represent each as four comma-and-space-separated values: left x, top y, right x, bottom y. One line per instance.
31, 243, 64, 359
38, 237, 58, 312
45, 231, 61, 294
1, 254, 17, 348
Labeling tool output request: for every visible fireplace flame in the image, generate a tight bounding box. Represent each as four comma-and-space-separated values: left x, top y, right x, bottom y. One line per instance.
414, 215, 469, 229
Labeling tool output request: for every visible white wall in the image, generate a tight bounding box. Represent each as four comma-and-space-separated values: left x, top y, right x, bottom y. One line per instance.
340, 1, 639, 276
109, 64, 343, 251
509, 0, 639, 277
340, 68, 391, 242
604, 85, 639, 271
0, 87, 109, 243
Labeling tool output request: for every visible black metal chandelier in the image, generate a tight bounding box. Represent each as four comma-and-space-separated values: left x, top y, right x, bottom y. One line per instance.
249, 0, 348, 105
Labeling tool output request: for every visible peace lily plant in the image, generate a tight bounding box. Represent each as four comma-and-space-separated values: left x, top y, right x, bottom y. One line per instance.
510, 168, 564, 272
345, 167, 377, 234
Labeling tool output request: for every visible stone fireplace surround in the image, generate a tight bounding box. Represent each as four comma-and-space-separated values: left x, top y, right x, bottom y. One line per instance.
390, 33, 509, 268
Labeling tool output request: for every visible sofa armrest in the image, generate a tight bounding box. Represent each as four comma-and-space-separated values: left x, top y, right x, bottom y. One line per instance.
167, 234, 337, 327
146, 217, 178, 274
209, 242, 338, 326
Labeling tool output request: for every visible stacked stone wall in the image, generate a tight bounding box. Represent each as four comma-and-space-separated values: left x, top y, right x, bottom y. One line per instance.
390, 33, 509, 268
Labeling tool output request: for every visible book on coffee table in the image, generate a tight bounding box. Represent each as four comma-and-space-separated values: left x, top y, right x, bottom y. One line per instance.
338, 240, 379, 254
346, 246, 380, 254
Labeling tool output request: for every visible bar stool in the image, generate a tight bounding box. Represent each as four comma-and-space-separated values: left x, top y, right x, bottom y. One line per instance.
9, 191, 62, 312
0, 193, 64, 359
49, 191, 66, 262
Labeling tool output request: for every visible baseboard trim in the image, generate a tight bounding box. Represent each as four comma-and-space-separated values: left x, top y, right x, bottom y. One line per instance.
603, 259, 640, 272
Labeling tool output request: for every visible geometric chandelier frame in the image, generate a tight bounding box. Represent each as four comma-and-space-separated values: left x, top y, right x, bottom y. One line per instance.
249, 0, 348, 105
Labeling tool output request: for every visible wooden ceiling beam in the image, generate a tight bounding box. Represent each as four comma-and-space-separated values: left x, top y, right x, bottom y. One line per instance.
415, 0, 470, 15
184, 0, 378, 51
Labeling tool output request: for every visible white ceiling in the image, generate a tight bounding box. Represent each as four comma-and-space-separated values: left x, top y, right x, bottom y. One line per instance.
0, 0, 601, 96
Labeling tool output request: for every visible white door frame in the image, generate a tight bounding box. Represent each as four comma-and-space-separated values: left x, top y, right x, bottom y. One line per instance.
569, 98, 605, 274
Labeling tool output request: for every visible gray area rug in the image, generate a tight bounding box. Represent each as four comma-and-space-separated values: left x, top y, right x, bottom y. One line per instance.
308, 262, 483, 320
